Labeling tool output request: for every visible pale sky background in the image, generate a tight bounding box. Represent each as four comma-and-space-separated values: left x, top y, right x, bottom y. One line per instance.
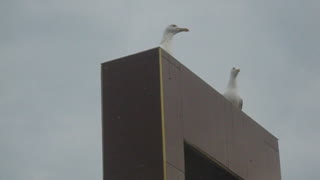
1, 0, 320, 179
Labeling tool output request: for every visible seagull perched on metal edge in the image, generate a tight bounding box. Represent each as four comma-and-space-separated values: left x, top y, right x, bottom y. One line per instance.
223, 67, 243, 110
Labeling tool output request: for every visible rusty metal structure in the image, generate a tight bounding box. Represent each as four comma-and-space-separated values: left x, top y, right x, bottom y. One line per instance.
101, 48, 281, 180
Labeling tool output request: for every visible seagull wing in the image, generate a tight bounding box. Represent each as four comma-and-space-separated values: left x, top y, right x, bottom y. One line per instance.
239, 98, 243, 110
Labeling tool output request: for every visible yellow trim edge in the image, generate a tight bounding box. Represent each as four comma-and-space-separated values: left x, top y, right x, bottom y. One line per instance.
159, 48, 167, 180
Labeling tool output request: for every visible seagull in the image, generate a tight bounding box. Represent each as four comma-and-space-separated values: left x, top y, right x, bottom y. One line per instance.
223, 67, 243, 110
159, 24, 189, 55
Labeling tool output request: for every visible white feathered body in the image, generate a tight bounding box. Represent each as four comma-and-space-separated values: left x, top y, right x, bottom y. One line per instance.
160, 39, 172, 54
223, 68, 243, 109
223, 88, 242, 109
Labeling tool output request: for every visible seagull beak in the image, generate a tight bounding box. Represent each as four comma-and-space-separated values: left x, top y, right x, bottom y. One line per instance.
236, 69, 240, 72
177, 27, 189, 32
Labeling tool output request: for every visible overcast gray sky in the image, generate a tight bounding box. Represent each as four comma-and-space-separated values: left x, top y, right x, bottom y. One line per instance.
1, 0, 319, 179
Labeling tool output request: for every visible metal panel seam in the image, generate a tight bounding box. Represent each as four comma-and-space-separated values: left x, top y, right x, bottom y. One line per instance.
159, 48, 167, 180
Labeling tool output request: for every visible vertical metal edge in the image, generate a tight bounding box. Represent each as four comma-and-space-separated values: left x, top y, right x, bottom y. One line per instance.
159, 48, 167, 180
100, 64, 105, 180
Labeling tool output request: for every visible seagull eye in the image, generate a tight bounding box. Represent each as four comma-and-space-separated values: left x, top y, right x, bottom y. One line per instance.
171, 24, 177, 27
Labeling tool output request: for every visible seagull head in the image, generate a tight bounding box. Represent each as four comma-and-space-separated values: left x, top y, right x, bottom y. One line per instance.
160, 24, 189, 54
231, 67, 240, 78
164, 24, 189, 35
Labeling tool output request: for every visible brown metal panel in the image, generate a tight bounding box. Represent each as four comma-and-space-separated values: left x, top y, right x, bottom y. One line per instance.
228, 108, 282, 180
227, 107, 249, 179
161, 50, 185, 172
175, 58, 281, 179
222, 96, 234, 169
243, 116, 265, 180
101, 48, 164, 180
101, 47, 281, 180
181, 65, 228, 166
166, 163, 185, 180
260, 130, 282, 180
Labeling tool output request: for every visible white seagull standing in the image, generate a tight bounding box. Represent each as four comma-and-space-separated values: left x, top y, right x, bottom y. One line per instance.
223, 67, 243, 110
159, 24, 189, 55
